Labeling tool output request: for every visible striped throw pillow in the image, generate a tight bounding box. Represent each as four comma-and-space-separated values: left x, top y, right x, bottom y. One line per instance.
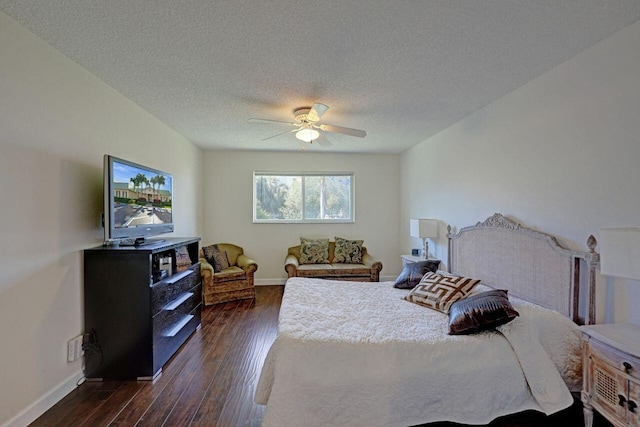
404, 271, 481, 313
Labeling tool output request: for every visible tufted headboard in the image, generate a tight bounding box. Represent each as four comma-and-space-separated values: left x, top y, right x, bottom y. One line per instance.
448, 213, 600, 324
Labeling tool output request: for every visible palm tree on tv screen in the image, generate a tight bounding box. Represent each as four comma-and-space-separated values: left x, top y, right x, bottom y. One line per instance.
150, 174, 166, 202
130, 173, 149, 203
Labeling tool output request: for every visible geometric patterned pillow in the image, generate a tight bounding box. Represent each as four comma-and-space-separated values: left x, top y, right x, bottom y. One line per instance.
403, 271, 481, 313
299, 238, 330, 264
333, 236, 364, 264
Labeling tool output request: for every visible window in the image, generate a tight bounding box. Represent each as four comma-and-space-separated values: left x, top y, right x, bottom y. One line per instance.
253, 171, 354, 223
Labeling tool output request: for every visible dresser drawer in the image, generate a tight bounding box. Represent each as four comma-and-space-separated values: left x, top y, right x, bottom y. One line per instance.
151, 263, 201, 314
152, 301, 202, 374
589, 338, 640, 382
153, 283, 201, 333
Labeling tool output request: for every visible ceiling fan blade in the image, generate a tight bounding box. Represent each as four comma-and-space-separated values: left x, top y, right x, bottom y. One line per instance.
319, 123, 367, 138
262, 128, 298, 141
307, 103, 329, 122
249, 117, 297, 126
316, 132, 332, 147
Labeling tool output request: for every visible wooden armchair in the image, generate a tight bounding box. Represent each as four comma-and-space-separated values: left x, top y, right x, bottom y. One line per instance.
199, 243, 258, 305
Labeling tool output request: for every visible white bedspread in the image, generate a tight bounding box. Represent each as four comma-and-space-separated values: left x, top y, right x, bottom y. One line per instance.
255, 278, 582, 426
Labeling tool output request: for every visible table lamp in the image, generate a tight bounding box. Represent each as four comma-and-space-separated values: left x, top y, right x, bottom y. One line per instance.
410, 219, 438, 259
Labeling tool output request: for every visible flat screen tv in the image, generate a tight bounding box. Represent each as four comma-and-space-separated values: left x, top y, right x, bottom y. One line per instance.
103, 155, 174, 245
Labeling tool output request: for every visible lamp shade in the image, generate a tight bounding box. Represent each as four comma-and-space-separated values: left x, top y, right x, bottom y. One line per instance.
410, 219, 438, 238
600, 227, 640, 280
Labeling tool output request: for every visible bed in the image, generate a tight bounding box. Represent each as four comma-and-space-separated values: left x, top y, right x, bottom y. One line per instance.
255, 213, 600, 426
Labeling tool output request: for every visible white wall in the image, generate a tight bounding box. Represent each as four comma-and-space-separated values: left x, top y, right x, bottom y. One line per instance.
202, 151, 401, 282
0, 12, 203, 426
401, 21, 640, 325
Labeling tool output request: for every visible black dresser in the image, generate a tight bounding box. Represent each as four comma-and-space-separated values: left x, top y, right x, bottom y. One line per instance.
83, 237, 201, 380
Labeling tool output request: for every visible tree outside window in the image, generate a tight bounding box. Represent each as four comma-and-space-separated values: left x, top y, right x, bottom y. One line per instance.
254, 172, 354, 223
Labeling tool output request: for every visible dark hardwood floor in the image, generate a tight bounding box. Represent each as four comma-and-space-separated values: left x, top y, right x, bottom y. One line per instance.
32, 285, 612, 427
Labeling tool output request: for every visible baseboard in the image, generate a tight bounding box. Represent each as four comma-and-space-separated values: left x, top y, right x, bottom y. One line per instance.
255, 278, 287, 286
3, 370, 82, 427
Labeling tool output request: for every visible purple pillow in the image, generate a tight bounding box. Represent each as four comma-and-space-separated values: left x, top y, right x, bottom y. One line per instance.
394, 260, 440, 289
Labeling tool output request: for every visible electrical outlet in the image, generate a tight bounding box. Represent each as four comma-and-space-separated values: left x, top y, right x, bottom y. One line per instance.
67, 340, 75, 362
75, 335, 84, 360
67, 335, 84, 362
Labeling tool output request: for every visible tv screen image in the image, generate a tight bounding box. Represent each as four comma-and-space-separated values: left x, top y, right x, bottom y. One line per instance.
111, 163, 172, 227
104, 155, 174, 244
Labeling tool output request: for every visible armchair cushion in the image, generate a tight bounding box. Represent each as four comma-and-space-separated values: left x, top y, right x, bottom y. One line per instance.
212, 266, 246, 280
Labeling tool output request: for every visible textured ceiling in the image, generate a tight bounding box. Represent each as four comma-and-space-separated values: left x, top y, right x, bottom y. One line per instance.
2, 1, 639, 153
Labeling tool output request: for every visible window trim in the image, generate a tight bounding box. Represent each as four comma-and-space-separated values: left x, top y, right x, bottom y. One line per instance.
253, 171, 355, 224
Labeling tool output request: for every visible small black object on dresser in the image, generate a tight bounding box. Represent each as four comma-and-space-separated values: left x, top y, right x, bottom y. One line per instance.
83, 237, 201, 380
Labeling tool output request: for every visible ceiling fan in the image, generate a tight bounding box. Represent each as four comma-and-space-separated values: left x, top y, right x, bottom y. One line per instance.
249, 103, 367, 147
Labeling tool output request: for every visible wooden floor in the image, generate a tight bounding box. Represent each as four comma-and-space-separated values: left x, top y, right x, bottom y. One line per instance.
32, 285, 612, 427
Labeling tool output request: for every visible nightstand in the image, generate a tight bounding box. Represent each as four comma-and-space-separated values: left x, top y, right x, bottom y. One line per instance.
401, 254, 424, 264
401, 254, 440, 265
581, 323, 640, 427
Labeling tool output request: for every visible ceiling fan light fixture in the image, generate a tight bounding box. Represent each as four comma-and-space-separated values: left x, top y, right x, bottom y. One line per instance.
295, 128, 320, 142
252, 102, 365, 146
